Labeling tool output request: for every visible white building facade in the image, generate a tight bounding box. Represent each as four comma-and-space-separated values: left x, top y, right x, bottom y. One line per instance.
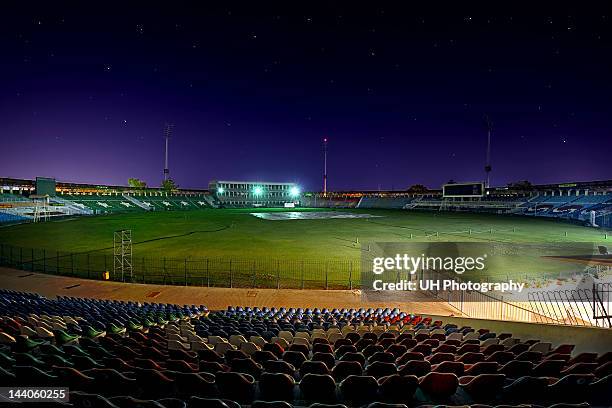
208, 180, 300, 207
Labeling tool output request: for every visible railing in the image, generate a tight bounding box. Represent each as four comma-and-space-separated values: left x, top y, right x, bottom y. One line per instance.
421, 268, 568, 325
0, 243, 358, 290
528, 283, 612, 328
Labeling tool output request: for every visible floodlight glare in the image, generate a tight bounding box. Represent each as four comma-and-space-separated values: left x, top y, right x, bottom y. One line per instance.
290, 186, 300, 197
253, 186, 263, 196
217, 187, 225, 194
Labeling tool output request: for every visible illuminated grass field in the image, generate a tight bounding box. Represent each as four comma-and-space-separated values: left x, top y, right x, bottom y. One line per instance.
0, 208, 607, 288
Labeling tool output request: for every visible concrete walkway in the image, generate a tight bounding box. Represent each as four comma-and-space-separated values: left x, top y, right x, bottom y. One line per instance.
0, 267, 458, 315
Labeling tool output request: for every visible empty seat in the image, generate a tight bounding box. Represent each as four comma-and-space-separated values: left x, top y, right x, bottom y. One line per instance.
339, 375, 379, 406
419, 371, 458, 399
259, 372, 296, 401
378, 373, 418, 403
365, 361, 398, 378
398, 359, 431, 377
461, 373, 505, 401
215, 371, 255, 403
300, 373, 337, 402
332, 360, 363, 382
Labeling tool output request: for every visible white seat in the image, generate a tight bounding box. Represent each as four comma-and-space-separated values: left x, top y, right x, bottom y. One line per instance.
501, 337, 519, 347
63, 316, 79, 326
529, 342, 552, 353
328, 333, 344, 345
272, 337, 290, 349
0, 332, 16, 345
20, 325, 37, 337
215, 342, 236, 355
481, 338, 499, 348
294, 332, 310, 341
191, 341, 214, 351
168, 333, 189, 343
229, 334, 248, 347
250, 336, 267, 348
278, 330, 294, 342
207, 335, 227, 345
240, 341, 260, 355
463, 332, 480, 341
168, 339, 191, 351
35, 326, 54, 339
292, 337, 310, 347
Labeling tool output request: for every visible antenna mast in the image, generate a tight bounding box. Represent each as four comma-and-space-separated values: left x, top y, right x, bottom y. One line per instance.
484, 116, 492, 188
323, 137, 328, 196
163, 123, 174, 182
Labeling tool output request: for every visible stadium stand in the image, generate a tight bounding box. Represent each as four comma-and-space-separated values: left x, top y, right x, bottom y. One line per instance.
56, 193, 209, 214
134, 194, 209, 211
0, 290, 610, 407
0, 193, 30, 202
0, 212, 28, 224
357, 197, 414, 209
300, 196, 360, 209
58, 194, 145, 214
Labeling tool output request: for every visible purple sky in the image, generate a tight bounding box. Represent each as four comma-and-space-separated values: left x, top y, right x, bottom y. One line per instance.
1, 3, 610, 191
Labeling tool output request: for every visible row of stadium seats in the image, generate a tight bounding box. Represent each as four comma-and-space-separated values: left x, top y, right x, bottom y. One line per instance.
0, 193, 30, 202
357, 197, 414, 209
0, 290, 610, 407
300, 196, 360, 209
55, 194, 210, 214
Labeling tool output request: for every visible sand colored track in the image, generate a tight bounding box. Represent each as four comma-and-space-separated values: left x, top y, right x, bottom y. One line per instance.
0, 267, 458, 315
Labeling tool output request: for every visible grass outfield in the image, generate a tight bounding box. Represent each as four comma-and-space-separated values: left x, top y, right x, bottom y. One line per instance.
0, 208, 607, 287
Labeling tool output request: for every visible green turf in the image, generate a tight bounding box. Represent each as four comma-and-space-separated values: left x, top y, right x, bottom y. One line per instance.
0, 208, 607, 288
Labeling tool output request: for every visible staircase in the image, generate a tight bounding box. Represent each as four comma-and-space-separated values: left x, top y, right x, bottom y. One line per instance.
203, 194, 220, 209
50, 197, 93, 215
122, 194, 152, 211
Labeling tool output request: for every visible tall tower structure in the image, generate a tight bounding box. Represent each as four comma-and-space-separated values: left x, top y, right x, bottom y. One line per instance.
163, 123, 174, 181
484, 116, 493, 189
323, 137, 328, 195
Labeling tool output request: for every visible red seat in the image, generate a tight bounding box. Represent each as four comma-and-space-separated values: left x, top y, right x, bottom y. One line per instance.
547, 344, 575, 356
396, 351, 425, 365
457, 352, 485, 364
485, 351, 514, 364
398, 359, 431, 377
532, 359, 565, 377
461, 373, 505, 401
560, 362, 598, 376
465, 361, 499, 375
432, 361, 464, 376
498, 360, 534, 378
427, 352, 455, 365
419, 372, 459, 398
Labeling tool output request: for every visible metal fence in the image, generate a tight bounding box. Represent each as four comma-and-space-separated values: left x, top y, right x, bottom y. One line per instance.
421, 268, 565, 325
0, 243, 358, 290
528, 283, 612, 328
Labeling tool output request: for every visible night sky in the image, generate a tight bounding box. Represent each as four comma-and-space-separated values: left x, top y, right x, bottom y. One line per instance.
1, 2, 610, 191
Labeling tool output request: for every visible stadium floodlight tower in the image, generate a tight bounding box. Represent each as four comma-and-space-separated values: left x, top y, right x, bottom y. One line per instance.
323, 137, 328, 196
484, 115, 493, 189
163, 123, 174, 182
113, 229, 133, 282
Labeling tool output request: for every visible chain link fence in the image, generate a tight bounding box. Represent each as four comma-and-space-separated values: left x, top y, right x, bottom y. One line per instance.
0, 243, 358, 290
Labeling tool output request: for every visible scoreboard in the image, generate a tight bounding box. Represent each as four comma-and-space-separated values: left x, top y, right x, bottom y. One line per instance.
443, 182, 484, 198
36, 177, 56, 197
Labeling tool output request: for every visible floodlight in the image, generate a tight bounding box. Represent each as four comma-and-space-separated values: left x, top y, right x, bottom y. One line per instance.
253, 186, 263, 196
217, 187, 225, 194
290, 186, 300, 197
